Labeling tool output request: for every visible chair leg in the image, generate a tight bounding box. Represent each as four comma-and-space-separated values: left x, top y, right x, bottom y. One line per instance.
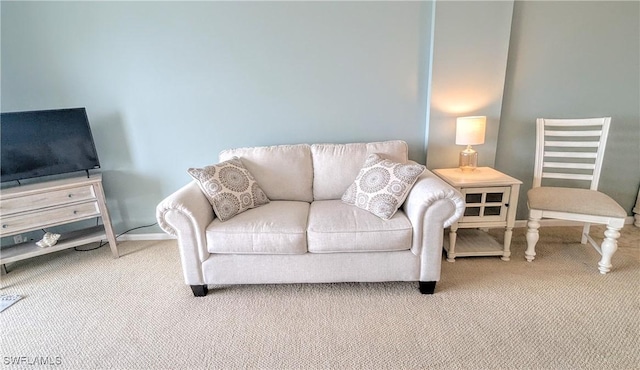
581, 223, 591, 244
597, 226, 621, 274
525, 217, 540, 262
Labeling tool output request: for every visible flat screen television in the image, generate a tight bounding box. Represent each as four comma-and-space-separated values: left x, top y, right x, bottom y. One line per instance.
1, 108, 101, 183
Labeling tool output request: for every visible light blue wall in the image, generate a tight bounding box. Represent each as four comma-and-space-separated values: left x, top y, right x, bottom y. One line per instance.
1, 1, 433, 232
2, 1, 639, 236
497, 0, 640, 219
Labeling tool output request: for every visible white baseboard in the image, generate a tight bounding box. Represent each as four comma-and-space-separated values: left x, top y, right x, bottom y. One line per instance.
118, 233, 175, 241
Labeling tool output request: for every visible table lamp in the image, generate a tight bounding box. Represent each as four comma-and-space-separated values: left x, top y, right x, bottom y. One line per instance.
455, 116, 486, 172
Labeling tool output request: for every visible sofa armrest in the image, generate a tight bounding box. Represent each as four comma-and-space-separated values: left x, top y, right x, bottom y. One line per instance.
156, 181, 214, 285
404, 169, 464, 228
403, 168, 465, 281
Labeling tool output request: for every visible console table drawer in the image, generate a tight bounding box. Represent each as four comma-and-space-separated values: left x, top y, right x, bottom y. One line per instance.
0, 201, 100, 236
0, 185, 96, 216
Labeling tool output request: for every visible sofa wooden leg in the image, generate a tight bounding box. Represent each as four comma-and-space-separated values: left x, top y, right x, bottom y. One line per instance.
190, 285, 208, 297
419, 281, 436, 294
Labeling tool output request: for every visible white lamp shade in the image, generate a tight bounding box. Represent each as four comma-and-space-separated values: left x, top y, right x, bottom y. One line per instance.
455, 116, 486, 145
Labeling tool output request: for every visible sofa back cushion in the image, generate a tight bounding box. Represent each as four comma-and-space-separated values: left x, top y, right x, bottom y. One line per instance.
219, 144, 313, 202
310, 140, 409, 201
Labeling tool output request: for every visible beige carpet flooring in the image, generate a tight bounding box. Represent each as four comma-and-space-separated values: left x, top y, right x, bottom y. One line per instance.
1, 225, 638, 369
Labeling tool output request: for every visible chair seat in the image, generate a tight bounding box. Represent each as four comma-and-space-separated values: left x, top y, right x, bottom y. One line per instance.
528, 187, 626, 218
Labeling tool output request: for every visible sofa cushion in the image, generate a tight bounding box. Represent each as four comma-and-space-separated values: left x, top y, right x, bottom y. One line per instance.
311, 140, 409, 201
219, 144, 313, 202
206, 201, 309, 254
188, 157, 269, 221
307, 200, 412, 253
342, 153, 425, 219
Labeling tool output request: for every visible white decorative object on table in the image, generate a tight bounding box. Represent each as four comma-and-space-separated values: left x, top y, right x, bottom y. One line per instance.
36, 232, 61, 248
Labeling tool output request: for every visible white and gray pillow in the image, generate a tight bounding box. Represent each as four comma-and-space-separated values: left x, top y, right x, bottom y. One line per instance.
342, 153, 425, 219
188, 157, 269, 221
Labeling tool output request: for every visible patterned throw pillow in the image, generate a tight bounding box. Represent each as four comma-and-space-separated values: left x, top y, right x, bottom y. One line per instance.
342, 153, 425, 219
188, 157, 269, 221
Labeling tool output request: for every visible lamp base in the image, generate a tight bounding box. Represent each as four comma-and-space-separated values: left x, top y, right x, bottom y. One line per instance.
459, 146, 478, 172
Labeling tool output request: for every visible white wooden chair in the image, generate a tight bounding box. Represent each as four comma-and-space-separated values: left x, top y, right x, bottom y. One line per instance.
525, 117, 627, 274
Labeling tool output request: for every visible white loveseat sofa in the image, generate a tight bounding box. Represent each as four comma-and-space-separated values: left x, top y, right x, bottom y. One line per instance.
156, 140, 464, 296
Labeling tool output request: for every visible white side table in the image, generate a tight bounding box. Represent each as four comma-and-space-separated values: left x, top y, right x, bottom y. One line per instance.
433, 167, 522, 262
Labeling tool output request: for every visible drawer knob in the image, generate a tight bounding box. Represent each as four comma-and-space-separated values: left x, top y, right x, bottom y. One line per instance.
68, 194, 73, 198
2, 224, 7, 229
73, 210, 78, 215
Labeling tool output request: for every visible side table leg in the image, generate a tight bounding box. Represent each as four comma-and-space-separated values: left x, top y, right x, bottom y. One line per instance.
447, 227, 457, 262
501, 227, 512, 261
94, 181, 119, 258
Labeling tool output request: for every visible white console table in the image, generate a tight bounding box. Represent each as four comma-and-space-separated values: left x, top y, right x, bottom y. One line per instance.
0, 174, 118, 266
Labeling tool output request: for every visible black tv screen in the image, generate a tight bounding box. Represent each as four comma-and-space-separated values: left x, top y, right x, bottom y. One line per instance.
1, 108, 101, 183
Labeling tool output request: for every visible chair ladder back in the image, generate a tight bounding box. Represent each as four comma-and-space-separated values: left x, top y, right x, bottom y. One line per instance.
533, 117, 611, 190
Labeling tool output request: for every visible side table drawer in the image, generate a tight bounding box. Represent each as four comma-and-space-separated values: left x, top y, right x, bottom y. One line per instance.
0, 185, 96, 216
0, 201, 100, 236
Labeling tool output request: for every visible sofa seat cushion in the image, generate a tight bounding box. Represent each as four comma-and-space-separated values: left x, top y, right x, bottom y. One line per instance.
307, 200, 412, 253
206, 201, 309, 254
